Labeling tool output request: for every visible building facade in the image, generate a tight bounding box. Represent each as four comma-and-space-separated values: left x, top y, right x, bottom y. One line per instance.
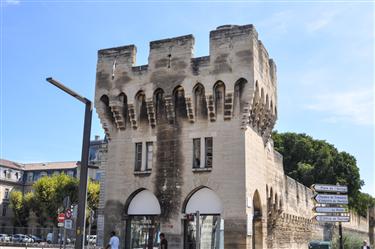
0, 159, 24, 228
0, 137, 106, 230
94, 24, 371, 249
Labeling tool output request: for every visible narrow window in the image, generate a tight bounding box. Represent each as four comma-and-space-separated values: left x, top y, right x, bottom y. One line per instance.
67, 171, 74, 177
2, 205, 6, 216
27, 172, 33, 182
193, 138, 201, 168
135, 143, 142, 171
205, 137, 213, 168
4, 188, 9, 199
146, 142, 153, 170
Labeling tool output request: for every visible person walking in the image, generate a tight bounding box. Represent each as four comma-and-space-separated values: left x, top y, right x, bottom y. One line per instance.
159, 233, 168, 249
362, 240, 371, 249
106, 231, 120, 249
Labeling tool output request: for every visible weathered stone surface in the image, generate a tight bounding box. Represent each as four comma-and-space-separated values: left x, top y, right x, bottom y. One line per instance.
95, 24, 372, 249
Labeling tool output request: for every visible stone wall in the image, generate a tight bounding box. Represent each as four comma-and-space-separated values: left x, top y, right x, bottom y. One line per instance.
95, 24, 372, 249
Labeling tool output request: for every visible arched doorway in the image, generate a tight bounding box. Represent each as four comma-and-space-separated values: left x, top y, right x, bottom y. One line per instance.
125, 189, 161, 249
252, 190, 263, 249
183, 187, 224, 249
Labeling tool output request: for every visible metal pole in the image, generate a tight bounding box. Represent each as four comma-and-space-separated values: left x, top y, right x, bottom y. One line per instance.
63, 227, 67, 249
45, 78, 92, 249
196, 211, 200, 249
75, 102, 92, 249
339, 222, 343, 249
59, 227, 63, 249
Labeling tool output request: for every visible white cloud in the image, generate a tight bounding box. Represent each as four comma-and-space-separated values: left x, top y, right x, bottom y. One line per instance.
306, 88, 374, 126
306, 10, 340, 33
5, 0, 20, 5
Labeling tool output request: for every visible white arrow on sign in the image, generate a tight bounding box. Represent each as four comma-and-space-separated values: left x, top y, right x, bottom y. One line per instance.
314, 215, 350, 222
311, 184, 348, 193
314, 206, 349, 213
314, 194, 348, 204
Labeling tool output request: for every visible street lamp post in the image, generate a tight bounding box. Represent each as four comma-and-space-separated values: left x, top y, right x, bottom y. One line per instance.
46, 77, 92, 249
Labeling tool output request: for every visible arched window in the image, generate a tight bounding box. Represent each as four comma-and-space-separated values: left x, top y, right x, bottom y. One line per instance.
99, 95, 115, 124
119, 93, 130, 128
214, 81, 225, 118
193, 84, 207, 120
234, 78, 248, 115
174, 86, 187, 121
135, 91, 148, 126
153, 88, 166, 123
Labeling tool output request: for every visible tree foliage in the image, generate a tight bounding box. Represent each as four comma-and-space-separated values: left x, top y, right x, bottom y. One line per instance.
9, 191, 33, 226
9, 173, 100, 227
272, 131, 374, 216
32, 173, 78, 226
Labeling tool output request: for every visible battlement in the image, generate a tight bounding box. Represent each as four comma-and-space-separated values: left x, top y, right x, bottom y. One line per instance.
95, 24, 278, 141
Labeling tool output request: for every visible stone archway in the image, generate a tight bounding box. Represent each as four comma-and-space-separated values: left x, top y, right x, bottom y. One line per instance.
183, 187, 224, 249
125, 189, 161, 249
252, 190, 263, 249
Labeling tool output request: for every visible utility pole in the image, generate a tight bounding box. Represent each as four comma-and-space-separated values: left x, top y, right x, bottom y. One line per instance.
46, 77, 92, 249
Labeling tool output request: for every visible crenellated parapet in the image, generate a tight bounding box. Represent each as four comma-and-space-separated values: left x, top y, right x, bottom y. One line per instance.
95, 24, 278, 143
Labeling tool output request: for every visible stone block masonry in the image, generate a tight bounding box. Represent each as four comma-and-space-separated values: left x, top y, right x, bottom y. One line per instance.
94, 24, 371, 249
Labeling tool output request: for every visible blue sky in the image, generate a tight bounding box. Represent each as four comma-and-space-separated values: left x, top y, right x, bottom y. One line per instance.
1, 1, 374, 195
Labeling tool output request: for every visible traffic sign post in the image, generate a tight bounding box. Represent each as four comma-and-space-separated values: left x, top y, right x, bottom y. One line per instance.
58, 213, 65, 223
311, 184, 349, 249
313, 207, 348, 213
311, 184, 348, 193
314, 215, 350, 222
313, 194, 348, 204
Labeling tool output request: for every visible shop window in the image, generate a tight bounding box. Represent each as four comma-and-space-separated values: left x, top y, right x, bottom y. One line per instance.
128, 216, 160, 249
135, 143, 142, 171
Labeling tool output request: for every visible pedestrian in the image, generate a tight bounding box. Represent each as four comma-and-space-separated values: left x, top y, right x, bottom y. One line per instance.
159, 233, 168, 249
362, 240, 371, 249
106, 231, 119, 249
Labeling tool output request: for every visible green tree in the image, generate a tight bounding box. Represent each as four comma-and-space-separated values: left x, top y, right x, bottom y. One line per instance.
87, 179, 100, 212
31, 173, 78, 226
272, 131, 373, 216
9, 191, 33, 227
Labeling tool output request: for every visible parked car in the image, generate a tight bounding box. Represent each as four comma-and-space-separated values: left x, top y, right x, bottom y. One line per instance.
308, 240, 331, 249
11, 234, 33, 243
0, 234, 11, 242
46, 233, 71, 244
87, 235, 97, 245
29, 235, 43, 243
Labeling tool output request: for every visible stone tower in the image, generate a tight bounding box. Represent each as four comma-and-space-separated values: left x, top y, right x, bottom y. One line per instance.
95, 24, 279, 249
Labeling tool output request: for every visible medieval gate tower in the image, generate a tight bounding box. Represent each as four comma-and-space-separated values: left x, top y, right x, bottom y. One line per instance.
95, 25, 321, 249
